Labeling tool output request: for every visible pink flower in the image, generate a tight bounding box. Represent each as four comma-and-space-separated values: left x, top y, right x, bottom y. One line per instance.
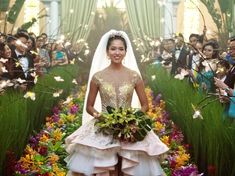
70, 105, 79, 114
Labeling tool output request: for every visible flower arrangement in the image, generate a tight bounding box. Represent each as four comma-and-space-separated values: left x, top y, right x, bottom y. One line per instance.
145, 87, 200, 176
95, 106, 153, 143
14, 86, 201, 176
14, 88, 85, 175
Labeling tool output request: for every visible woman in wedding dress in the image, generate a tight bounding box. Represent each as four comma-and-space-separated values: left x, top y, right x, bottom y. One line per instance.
65, 30, 169, 176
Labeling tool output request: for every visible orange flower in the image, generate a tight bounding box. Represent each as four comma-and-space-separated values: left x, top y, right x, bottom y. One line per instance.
52, 129, 63, 141
48, 153, 59, 164
40, 134, 50, 143
159, 100, 165, 109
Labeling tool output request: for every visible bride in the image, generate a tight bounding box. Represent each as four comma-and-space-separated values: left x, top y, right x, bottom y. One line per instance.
65, 30, 169, 176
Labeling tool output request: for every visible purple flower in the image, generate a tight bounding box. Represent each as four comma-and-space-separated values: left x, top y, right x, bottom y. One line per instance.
70, 105, 79, 114
172, 165, 199, 176
14, 163, 28, 174
52, 106, 60, 114
154, 93, 162, 104
28, 136, 39, 148
52, 114, 60, 122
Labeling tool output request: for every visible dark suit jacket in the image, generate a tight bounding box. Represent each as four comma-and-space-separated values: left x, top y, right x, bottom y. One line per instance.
11, 49, 34, 81
171, 45, 189, 75
224, 65, 235, 89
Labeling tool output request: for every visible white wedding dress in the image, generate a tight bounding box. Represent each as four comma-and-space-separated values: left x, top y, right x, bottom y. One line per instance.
65, 67, 169, 176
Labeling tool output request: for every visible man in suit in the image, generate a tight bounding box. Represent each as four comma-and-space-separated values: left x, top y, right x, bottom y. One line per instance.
11, 32, 34, 88
214, 37, 235, 118
223, 37, 235, 89
171, 33, 189, 75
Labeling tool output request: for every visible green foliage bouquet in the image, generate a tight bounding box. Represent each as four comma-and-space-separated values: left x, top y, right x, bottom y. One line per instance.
95, 106, 153, 143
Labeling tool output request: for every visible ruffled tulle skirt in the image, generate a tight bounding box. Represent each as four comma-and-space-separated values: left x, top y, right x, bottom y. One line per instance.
65, 119, 169, 176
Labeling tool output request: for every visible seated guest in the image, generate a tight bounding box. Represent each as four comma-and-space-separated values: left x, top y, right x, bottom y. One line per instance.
51, 43, 68, 66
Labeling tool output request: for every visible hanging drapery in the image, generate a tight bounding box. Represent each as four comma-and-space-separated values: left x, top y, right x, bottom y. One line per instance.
124, 0, 162, 53
61, 0, 97, 44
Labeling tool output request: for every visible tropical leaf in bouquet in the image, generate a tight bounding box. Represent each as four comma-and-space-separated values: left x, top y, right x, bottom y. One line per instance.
134, 129, 147, 141
144, 118, 153, 131
106, 105, 115, 114
95, 107, 154, 142
134, 110, 145, 117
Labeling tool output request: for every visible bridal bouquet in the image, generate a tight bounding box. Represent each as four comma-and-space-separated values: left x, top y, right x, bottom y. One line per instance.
95, 106, 153, 143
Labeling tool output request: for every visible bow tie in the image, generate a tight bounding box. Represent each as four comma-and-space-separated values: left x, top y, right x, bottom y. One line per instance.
175, 48, 181, 51
18, 54, 26, 58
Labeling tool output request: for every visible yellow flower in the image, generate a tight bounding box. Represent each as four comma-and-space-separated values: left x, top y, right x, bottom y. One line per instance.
147, 111, 155, 118
56, 172, 66, 176
40, 134, 50, 143
46, 122, 55, 128
57, 118, 65, 127
175, 153, 190, 168
52, 129, 63, 141
25, 145, 37, 155
155, 121, 164, 132
66, 114, 75, 122
161, 135, 170, 146
19, 154, 34, 169
178, 145, 185, 153
48, 153, 59, 164
52, 164, 66, 176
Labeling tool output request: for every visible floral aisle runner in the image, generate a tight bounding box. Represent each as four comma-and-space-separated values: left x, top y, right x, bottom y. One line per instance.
14, 87, 200, 176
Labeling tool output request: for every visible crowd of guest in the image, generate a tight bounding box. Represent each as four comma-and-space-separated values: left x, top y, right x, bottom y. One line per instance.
2, 27, 235, 117
148, 31, 235, 118
0, 29, 83, 93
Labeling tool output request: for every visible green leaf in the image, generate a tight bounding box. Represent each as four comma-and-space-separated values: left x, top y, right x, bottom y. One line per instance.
106, 106, 115, 114
134, 110, 145, 117
0, 0, 10, 11
34, 154, 45, 162
7, 0, 25, 24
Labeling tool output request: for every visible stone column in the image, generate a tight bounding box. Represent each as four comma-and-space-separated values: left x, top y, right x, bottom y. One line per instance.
41, 0, 60, 40
163, 0, 180, 38
164, 0, 174, 38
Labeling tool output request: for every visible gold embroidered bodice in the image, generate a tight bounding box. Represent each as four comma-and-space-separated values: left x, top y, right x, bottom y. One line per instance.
92, 67, 141, 112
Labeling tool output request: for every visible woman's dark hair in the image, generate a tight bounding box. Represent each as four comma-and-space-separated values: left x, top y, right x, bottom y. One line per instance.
106, 35, 127, 51
189, 33, 200, 41
197, 41, 220, 72
0, 42, 8, 57
217, 59, 230, 70
202, 41, 219, 59
29, 36, 36, 51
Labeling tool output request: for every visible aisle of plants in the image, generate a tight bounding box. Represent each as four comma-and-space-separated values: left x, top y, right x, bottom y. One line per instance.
13, 86, 200, 176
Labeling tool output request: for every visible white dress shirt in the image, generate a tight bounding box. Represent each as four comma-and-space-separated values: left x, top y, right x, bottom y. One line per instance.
15, 50, 29, 78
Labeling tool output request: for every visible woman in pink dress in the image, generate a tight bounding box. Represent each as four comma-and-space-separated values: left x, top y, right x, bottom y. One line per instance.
65, 30, 169, 176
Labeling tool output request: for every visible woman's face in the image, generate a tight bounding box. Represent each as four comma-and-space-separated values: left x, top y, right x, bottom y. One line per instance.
195, 42, 203, 52
4, 45, 11, 58
107, 39, 126, 64
203, 45, 214, 59
189, 36, 198, 47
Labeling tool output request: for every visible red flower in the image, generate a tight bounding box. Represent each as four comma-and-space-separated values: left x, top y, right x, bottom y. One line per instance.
38, 146, 48, 156
4, 150, 17, 176
208, 164, 216, 176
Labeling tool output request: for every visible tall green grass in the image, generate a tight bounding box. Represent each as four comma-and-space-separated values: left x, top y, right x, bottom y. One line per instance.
0, 64, 81, 173
146, 65, 235, 176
